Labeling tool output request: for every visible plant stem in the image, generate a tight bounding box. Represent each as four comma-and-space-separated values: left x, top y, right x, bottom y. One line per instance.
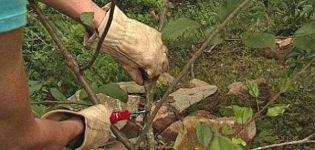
144, 80, 156, 150
251, 132, 315, 150
159, 0, 169, 31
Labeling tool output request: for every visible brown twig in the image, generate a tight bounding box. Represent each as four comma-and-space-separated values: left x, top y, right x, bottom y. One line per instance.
29, 1, 100, 105
80, 0, 116, 71
31, 100, 92, 106
251, 132, 315, 150
234, 57, 315, 137
158, 0, 169, 31
144, 80, 156, 150
110, 126, 135, 150
134, 0, 252, 149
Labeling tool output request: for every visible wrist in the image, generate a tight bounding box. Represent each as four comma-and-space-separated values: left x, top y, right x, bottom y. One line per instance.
93, 9, 106, 28
61, 116, 85, 148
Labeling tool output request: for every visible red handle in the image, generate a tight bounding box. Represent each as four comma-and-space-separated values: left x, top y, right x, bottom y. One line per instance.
110, 110, 131, 124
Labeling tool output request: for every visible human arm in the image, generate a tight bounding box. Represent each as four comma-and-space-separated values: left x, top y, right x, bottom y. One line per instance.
39, 0, 169, 85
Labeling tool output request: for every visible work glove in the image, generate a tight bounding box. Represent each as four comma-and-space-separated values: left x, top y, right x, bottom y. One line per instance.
42, 105, 113, 150
84, 3, 169, 85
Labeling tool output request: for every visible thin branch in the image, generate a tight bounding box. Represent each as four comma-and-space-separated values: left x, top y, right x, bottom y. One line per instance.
251, 132, 315, 150
110, 126, 135, 150
158, 0, 169, 31
234, 57, 315, 137
144, 80, 156, 150
80, 0, 116, 71
134, 0, 252, 149
191, 63, 195, 79
29, 1, 100, 105
31, 100, 92, 106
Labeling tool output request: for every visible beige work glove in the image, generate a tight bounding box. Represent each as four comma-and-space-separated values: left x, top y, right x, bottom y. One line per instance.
84, 3, 169, 85
42, 105, 113, 150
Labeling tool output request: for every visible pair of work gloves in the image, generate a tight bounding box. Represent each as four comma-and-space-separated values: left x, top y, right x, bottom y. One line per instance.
43, 3, 169, 150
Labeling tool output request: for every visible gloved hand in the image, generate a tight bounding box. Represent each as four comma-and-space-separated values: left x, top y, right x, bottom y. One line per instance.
42, 105, 113, 150
84, 3, 169, 85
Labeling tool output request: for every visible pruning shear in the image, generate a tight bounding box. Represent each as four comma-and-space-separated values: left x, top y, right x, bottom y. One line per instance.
110, 110, 148, 124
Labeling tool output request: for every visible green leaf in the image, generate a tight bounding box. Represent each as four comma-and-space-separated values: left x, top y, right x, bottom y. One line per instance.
293, 21, 315, 50
80, 12, 95, 27
232, 137, 247, 146
245, 32, 276, 50
218, 0, 244, 22
227, 105, 253, 124
162, 18, 201, 41
96, 83, 128, 103
267, 104, 290, 117
221, 125, 235, 136
29, 80, 43, 95
50, 88, 66, 101
245, 80, 259, 97
209, 132, 243, 150
31, 104, 48, 118
79, 89, 88, 100
196, 122, 213, 147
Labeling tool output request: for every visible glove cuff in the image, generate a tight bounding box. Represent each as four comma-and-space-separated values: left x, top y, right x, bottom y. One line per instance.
42, 104, 113, 150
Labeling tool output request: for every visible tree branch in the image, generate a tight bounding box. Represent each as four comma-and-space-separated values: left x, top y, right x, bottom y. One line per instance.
158, 0, 169, 31
29, 1, 100, 104
251, 132, 315, 150
134, 0, 252, 149
110, 126, 135, 150
80, 0, 116, 71
144, 80, 156, 150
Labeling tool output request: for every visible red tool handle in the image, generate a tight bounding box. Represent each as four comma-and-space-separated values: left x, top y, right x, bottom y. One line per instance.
110, 110, 131, 124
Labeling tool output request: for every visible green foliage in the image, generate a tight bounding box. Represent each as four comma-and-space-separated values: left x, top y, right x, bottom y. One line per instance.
162, 18, 201, 41
80, 12, 95, 27
196, 122, 213, 147
79, 83, 128, 103
293, 21, 315, 50
227, 105, 253, 124
218, 0, 244, 22
268, 0, 315, 35
96, 83, 128, 103
32, 105, 48, 118
231, 137, 247, 146
245, 33, 276, 50
196, 123, 242, 149
221, 125, 235, 136
209, 132, 243, 150
29, 80, 43, 95
246, 80, 259, 98
267, 104, 290, 117
50, 88, 67, 101
25, 9, 129, 102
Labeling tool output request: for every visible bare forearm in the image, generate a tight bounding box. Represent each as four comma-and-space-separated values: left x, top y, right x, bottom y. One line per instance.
39, 0, 106, 27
